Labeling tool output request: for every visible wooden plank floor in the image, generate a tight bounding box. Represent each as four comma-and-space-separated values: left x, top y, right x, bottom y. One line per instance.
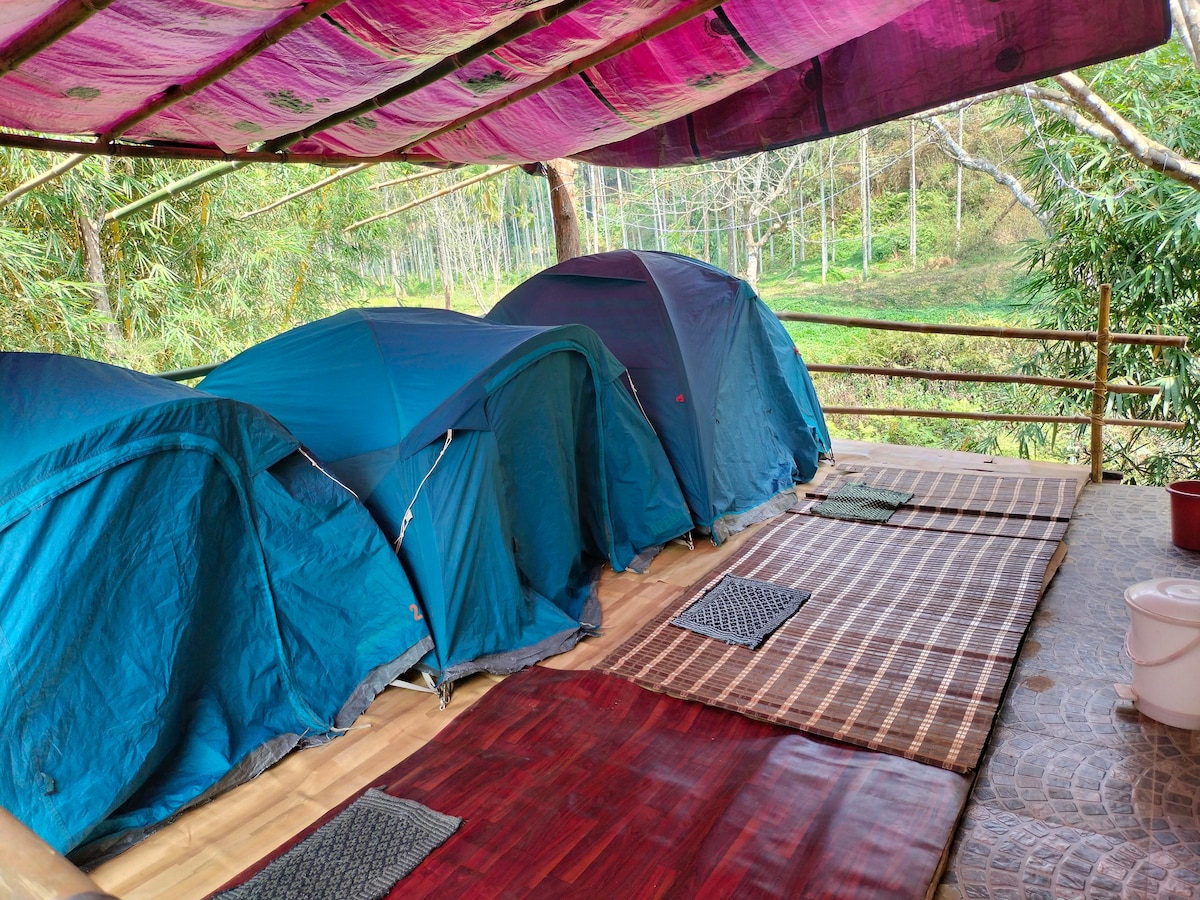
89, 442, 1088, 899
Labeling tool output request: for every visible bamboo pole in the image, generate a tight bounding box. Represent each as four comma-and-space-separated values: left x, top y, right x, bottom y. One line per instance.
0, 806, 118, 900
343, 165, 515, 233
369, 168, 445, 191
158, 364, 219, 382
821, 407, 1184, 430
1090, 284, 1113, 483
237, 163, 373, 220
0, 153, 87, 209
0, 131, 440, 166
805, 363, 1161, 395
390, 0, 726, 154
777, 311, 1187, 347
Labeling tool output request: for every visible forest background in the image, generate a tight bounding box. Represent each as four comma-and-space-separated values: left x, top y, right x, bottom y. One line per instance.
3, 28, 1199, 484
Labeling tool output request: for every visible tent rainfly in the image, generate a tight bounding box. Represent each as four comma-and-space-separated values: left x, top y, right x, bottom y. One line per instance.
489, 250, 832, 541
0, 2, 1170, 169
0, 352, 432, 861
200, 308, 693, 684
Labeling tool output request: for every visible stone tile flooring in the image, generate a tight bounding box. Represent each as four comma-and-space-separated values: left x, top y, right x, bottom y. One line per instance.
939, 484, 1200, 899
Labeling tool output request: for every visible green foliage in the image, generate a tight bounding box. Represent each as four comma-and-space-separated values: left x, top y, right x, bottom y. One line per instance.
1001, 41, 1200, 483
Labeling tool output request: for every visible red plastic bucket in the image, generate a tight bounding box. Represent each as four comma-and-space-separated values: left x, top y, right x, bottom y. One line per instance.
1167, 481, 1200, 551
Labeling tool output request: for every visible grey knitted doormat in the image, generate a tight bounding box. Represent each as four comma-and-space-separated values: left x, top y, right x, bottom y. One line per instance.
671, 573, 810, 649
811, 482, 913, 522
213, 789, 461, 900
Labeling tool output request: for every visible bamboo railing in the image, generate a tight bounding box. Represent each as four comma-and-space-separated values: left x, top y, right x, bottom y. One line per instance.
778, 284, 1188, 483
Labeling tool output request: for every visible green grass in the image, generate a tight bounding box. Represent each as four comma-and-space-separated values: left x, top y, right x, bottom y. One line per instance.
756, 257, 1030, 364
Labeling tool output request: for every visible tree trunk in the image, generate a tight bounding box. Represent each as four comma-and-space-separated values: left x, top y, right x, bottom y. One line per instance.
799, 177, 806, 263
434, 205, 453, 309
909, 119, 918, 268
78, 213, 121, 343
955, 110, 964, 254
859, 129, 871, 280
923, 115, 1050, 230
617, 170, 629, 249
819, 166, 828, 284
828, 142, 837, 264
542, 158, 582, 262
588, 167, 600, 254
598, 169, 609, 252
744, 224, 759, 287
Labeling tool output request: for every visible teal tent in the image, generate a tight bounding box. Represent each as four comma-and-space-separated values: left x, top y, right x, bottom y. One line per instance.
489, 250, 831, 541
0, 353, 432, 860
200, 308, 692, 684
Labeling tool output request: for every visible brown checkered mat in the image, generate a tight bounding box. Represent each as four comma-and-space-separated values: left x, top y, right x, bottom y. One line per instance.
789, 498, 1070, 542
599, 481, 1066, 773
802, 465, 1077, 522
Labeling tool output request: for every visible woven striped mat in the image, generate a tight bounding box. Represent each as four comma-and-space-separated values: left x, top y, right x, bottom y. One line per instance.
802, 465, 1077, 522
790, 498, 1070, 542
599, 472, 1069, 773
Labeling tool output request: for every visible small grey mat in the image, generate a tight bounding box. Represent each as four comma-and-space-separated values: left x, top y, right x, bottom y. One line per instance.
671, 574, 810, 649
812, 482, 914, 523
214, 789, 461, 900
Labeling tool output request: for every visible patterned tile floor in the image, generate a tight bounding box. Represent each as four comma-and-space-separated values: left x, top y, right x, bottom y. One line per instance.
939, 484, 1200, 900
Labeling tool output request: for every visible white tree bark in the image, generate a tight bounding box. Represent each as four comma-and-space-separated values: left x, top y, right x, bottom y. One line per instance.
1051, 71, 1200, 191
1172, 0, 1200, 66
859, 129, 870, 279
922, 115, 1051, 231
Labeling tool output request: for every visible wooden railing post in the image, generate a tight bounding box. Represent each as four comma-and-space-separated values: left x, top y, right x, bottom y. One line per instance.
1090, 284, 1112, 483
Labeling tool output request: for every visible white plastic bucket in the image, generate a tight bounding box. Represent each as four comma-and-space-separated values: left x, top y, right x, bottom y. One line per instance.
1124, 578, 1200, 729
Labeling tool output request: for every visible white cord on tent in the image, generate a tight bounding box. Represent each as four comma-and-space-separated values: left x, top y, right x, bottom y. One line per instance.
298, 446, 361, 500
390, 671, 453, 709
624, 371, 657, 434
388, 674, 438, 693
394, 429, 453, 550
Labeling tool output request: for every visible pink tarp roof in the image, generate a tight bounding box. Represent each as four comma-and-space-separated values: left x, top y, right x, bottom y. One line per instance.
0, 0, 1171, 167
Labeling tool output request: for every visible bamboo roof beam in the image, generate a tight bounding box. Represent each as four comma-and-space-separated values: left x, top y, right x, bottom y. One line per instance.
369, 168, 445, 191
96, 0, 351, 146
0, 152, 88, 209
806, 363, 1163, 395
343, 165, 516, 232
0, 131, 440, 165
0, 0, 118, 76
777, 311, 1189, 348
262, 0, 595, 152
237, 163, 374, 220
822, 407, 1186, 430
392, 0, 729, 155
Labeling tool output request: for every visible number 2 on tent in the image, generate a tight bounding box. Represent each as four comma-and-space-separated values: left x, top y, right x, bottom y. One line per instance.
409, 604, 424, 622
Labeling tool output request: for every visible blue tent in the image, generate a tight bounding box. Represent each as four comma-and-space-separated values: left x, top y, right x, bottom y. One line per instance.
0, 353, 432, 861
489, 250, 831, 541
200, 308, 691, 684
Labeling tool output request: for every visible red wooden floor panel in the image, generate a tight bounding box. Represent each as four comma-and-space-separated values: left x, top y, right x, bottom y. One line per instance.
221, 667, 971, 899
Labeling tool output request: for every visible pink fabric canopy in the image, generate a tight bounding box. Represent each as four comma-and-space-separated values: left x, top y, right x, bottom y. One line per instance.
0, 0, 1170, 167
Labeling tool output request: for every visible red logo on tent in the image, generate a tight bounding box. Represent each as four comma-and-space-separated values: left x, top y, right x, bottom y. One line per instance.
676, 394, 685, 403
